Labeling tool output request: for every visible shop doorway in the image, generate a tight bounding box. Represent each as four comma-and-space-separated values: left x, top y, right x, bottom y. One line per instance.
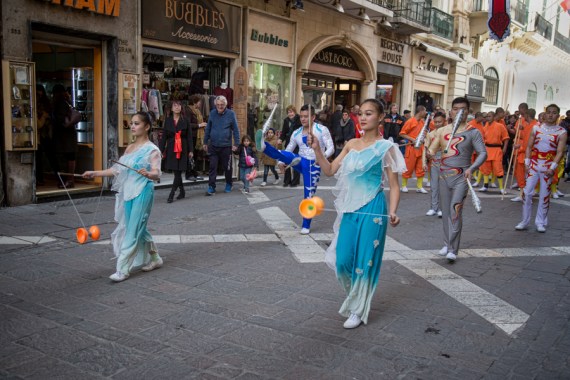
32, 41, 102, 196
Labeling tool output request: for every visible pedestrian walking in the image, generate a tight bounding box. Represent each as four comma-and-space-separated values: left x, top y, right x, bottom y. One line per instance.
308, 98, 405, 329
82, 112, 163, 282
203, 95, 240, 195
160, 100, 193, 203
234, 135, 258, 193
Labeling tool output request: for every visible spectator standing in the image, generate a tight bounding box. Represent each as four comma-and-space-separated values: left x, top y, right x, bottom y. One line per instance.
382, 103, 406, 144
185, 95, 206, 181
203, 95, 240, 195
280, 105, 302, 187
234, 135, 258, 193
260, 128, 280, 186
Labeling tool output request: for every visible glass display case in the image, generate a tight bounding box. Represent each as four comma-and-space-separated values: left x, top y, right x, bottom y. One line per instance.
118, 73, 139, 147
72, 67, 94, 144
2, 60, 37, 151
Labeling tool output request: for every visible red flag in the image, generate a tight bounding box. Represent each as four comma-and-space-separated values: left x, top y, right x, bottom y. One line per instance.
488, 0, 511, 42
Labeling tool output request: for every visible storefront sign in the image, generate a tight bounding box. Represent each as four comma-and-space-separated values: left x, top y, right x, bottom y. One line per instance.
378, 38, 405, 66
468, 78, 484, 97
312, 47, 358, 71
142, 0, 241, 54
40, 0, 121, 16
417, 56, 448, 75
248, 11, 295, 64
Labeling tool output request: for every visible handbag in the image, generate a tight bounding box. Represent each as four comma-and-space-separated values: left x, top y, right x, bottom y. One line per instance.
65, 103, 82, 128
244, 147, 255, 167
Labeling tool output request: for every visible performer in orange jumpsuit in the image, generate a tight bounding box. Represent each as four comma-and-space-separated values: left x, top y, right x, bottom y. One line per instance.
511, 105, 537, 202
399, 106, 429, 193
479, 110, 509, 193
467, 112, 486, 186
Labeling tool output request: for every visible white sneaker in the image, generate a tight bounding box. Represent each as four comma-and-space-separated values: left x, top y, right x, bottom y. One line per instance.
437, 211, 443, 217
536, 224, 546, 233
446, 252, 457, 262
260, 181, 267, 187
472, 181, 480, 187
273, 179, 281, 185
438, 246, 448, 256
510, 182, 519, 189
510, 196, 522, 202
500, 189, 507, 195
109, 271, 129, 282
478, 186, 488, 192
426, 209, 436, 216
515, 222, 528, 231
490, 183, 498, 188
300, 228, 310, 235
142, 257, 163, 272
556, 190, 565, 197
401, 187, 409, 193
552, 193, 560, 199
416, 188, 428, 194
343, 313, 362, 329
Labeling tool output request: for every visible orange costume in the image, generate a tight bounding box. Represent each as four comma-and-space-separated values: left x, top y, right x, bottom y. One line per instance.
480, 121, 509, 177
400, 117, 426, 179
468, 120, 486, 162
513, 118, 537, 188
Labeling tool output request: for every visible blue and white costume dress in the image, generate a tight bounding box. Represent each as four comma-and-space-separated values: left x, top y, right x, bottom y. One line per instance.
325, 140, 406, 324
110, 141, 162, 274
263, 123, 334, 229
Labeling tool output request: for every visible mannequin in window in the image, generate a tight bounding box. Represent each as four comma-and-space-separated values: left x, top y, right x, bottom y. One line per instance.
190, 67, 208, 95
214, 82, 234, 109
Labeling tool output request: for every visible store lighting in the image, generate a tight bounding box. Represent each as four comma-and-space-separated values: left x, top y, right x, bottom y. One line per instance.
358, 8, 370, 21
338, 83, 350, 91
183, 55, 187, 58
380, 17, 392, 28
333, 0, 344, 13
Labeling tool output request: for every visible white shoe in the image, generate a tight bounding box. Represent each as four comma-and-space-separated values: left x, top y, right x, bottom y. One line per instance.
426, 209, 436, 216
510, 196, 522, 202
109, 271, 129, 282
515, 222, 528, 231
343, 313, 362, 329
260, 181, 267, 187
416, 188, 428, 194
472, 181, 480, 187
555, 190, 565, 197
425, 181, 431, 187
510, 182, 519, 189
300, 228, 310, 235
446, 252, 457, 262
438, 246, 448, 256
273, 179, 281, 185
552, 193, 560, 199
142, 257, 163, 272
401, 187, 409, 193
536, 224, 546, 233
437, 211, 443, 217
490, 183, 498, 188
478, 186, 488, 192
500, 189, 507, 195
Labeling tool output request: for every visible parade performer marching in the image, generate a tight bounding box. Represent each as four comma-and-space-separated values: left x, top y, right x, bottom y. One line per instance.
479, 109, 509, 194
511, 105, 537, 202
423, 112, 447, 217
426, 97, 487, 262
83, 112, 163, 282
399, 105, 429, 193
260, 104, 334, 234
515, 104, 567, 233
307, 98, 405, 329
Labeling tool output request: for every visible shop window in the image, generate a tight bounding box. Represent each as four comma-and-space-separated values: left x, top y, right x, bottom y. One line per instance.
248, 61, 292, 136
470, 63, 484, 77
545, 86, 554, 102
526, 83, 537, 109
484, 67, 499, 105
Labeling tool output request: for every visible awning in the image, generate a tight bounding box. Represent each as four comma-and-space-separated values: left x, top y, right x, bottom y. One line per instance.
419, 43, 462, 62
466, 95, 486, 103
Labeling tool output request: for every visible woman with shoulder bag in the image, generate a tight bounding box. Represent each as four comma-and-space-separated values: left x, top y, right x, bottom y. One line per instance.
159, 100, 193, 203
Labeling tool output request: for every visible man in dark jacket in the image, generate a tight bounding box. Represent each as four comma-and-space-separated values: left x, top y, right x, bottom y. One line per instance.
203, 95, 240, 195
383, 103, 406, 144
280, 105, 302, 186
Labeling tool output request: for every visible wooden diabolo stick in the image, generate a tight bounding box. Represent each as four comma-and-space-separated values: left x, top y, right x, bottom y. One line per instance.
502, 123, 521, 200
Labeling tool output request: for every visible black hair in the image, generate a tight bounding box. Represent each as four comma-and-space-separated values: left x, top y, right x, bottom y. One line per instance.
545, 104, 560, 114
300, 104, 316, 115
360, 98, 385, 115
134, 111, 153, 126
403, 109, 411, 114
451, 96, 470, 110
433, 112, 446, 119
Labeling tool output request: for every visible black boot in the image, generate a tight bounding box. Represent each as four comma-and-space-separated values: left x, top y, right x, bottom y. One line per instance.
167, 189, 175, 203
177, 189, 185, 199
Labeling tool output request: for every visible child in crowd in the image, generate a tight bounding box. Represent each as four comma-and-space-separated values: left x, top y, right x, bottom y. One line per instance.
234, 135, 258, 193
260, 128, 280, 186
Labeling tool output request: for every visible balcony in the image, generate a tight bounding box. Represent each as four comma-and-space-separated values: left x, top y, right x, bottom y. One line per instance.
512, 0, 528, 26
554, 31, 570, 55
386, 0, 431, 35
430, 7, 453, 40
534, 13, 552, 41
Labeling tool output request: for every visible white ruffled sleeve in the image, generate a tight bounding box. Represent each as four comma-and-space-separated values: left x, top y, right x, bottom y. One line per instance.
383, 143, 406, 173
149, 148, 162, 178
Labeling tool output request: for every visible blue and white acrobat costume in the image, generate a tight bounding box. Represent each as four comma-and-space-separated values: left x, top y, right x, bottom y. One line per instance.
262, 123, 334, 231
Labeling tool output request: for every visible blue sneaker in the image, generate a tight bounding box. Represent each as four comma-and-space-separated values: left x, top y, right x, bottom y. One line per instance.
206, 186, 216, 196
224, 183, 232, 193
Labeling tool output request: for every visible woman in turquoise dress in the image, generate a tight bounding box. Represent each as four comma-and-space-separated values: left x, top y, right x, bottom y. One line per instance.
309, 99, 406, 329
83, 112, 163, 282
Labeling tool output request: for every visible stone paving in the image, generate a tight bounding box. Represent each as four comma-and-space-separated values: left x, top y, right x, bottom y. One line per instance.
0, 176, 569, 379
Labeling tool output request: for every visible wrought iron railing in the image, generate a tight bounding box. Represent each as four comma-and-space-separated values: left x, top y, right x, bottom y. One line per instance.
534, 13, 552, 40
430, 7, 454, 40
554, 31, 570, 55
513, 0, 528, 25
365, 0, 391, 7
388, 0, 432, 27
